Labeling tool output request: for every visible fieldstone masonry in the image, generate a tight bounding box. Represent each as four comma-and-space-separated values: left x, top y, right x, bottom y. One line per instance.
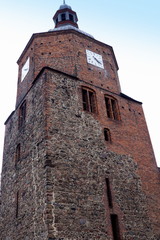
1, 69, 159, 239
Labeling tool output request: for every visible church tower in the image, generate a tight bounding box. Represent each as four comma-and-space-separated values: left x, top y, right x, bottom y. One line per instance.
1, 2, 160, 240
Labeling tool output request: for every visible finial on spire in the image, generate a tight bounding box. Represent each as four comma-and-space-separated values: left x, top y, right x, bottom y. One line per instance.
63, 0, 66, 4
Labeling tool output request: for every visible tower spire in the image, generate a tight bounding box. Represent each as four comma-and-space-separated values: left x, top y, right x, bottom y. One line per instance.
53, 1, 79, 29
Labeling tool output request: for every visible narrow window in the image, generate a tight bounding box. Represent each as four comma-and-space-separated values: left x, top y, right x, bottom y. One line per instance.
16, 191, 19, 218
105, 178, 113, 208
61, 13, 66, 21
15, 144, 21, 167
56, 18, 58, 24
112, 99, 118, 120
82, 87, 96, 113
18, 100, 26, 128
110, 214, 121, 240
82, 88, 88, 111
105, 96, 120, 120
69, 14, 74, 22
104, 128, 111, 142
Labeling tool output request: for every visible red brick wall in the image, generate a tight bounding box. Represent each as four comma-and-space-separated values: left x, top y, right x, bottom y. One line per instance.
16, 30, 120, 106
14, 29, 160, 236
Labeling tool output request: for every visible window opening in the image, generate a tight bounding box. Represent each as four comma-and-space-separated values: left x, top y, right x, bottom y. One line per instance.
15, 144, 21, 167
18, 100, 26, 128
105, 178, 113, 208
104, 128, 111, 142
110, 214, 121, 240
105, 96, 120, 120
69, 14, 74, 22
82, 89, 88, 111
82, 88, 96, 113
61, 13, 66, 21
16, 191, 19, 218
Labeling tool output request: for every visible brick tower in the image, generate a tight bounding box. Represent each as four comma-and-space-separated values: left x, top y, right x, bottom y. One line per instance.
1, 2, 160, 240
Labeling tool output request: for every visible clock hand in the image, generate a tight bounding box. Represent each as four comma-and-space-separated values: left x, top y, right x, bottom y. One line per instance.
93, 56, 101, 64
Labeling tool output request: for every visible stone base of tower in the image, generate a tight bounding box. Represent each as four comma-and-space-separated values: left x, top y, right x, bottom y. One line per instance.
1, 68, 159, 240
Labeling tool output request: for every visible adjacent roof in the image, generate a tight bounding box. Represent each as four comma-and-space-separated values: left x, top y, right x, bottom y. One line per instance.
49, 25, 94, 39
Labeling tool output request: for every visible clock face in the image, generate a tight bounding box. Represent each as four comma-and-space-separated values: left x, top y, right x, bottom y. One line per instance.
86, 49, 104, 69
21, 57, 30, 81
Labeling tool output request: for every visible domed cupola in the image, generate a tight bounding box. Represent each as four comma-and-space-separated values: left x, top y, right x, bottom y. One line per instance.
53, 1, 78, 29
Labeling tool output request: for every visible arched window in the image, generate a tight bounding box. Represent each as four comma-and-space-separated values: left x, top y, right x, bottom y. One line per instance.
104, 128, 111, 142
82, 87, 97, 113
105, 95, 120, 120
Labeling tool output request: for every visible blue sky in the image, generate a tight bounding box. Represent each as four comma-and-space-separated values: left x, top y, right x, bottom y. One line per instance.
0, 0, 160, 171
